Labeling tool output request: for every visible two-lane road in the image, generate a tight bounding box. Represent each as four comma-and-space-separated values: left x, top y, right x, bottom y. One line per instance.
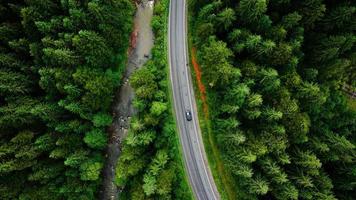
168, 0, 220, 199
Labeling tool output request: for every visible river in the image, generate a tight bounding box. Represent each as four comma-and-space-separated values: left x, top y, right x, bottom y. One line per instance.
99, 1, 154, 199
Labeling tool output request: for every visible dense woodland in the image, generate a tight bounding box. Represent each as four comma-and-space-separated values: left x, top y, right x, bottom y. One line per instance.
0, 0, 133, 199
191, 0, 355, 199
1, 0, 355, 199
115, 0, 192, 199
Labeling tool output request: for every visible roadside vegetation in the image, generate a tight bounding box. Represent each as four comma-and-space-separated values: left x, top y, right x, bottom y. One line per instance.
190, 0, 355, 199
188, 14, 238, 199
0, 0, 134, 199
115, 0, 193, 199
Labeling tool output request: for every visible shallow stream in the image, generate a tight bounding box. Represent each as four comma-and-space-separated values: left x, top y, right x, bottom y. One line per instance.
100, 1, 154, 199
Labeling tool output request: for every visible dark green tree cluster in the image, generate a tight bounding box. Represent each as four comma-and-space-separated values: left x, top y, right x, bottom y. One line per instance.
115, 0, 192, 199
192, 0, 355, 199
0, 0, 134, 199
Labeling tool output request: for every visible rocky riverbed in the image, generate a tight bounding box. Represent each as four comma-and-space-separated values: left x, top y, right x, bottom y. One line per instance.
99, 1, 154, 199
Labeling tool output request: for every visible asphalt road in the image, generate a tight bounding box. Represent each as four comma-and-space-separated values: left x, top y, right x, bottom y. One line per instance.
168, 0, 220, 199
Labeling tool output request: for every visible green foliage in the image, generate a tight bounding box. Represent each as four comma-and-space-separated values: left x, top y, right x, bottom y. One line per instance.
115, 0, 193, 199
248, 175, 269, 195
130, 67, 158, 99
238, 0, 268, 22
80, 159, 103, 181
200, 36, 240, 87
0, 0, 134, 199
84, 129, 107, 150
143, 150, 169, 196
72, 30, 112, 68
193, 0, 356, 199
217, 8, 236, 31
150, 101, 168, 116
92, 112, 113, 127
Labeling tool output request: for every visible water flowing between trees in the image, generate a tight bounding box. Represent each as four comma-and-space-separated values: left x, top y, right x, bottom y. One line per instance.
100, 1, 154, 199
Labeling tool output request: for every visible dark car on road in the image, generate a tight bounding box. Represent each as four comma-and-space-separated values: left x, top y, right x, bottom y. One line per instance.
186, 110, 192, 121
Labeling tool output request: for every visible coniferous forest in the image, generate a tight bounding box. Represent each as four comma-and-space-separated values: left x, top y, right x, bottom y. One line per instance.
0, 0, 355, 200
191, 0, 355, 199
0, 0, 133, 199
115, 0, 192, 199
